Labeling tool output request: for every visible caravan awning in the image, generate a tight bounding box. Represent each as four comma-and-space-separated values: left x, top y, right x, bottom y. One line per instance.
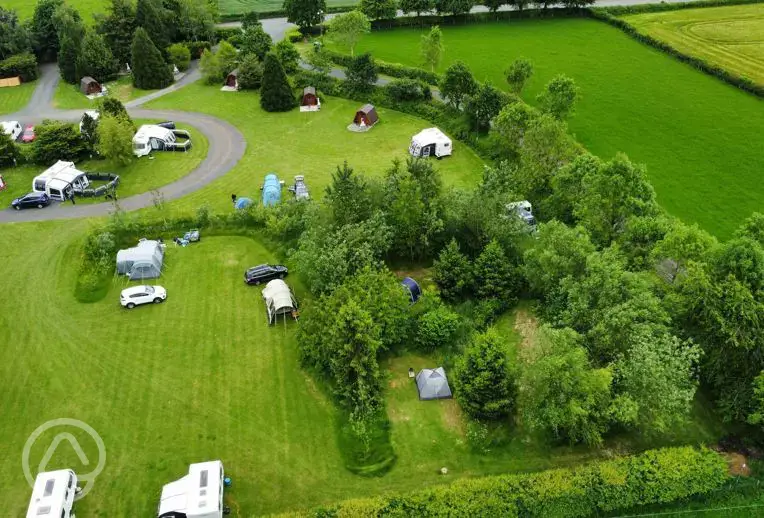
262, 279, 295, 312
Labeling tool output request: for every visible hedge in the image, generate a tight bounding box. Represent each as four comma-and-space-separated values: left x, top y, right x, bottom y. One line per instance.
587, 8, 764, 97
218, 5, 353, 23
297, 447, 729, 517
215, 27, 242, 42
323, 49, 441, 85
179, 41, 212, 60
370, 7, 587, 30
0, 53, 39, 82
595, 0, 764, 17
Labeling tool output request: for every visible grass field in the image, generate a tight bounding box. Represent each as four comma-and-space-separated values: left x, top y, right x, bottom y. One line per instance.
0, 81, 37, 116
4, 0, 105, 21
144, 85, 485, 213
54, 76, 155, 110
624, 3, 764, 86
330, 18, 764, 239
219, 0, 356, 15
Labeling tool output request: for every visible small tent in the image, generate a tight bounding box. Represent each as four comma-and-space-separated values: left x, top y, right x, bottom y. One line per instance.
116, 239, 165, 280
225, 69, 238, 89
80, 76, 102, 95
401, 277, 421, 303
415, 367, 452, 400
262, 279, 298, 324
235, 197, 253, 210
262, 173, 281, 207
353, 104, 378, 127
301, 87, 318, 106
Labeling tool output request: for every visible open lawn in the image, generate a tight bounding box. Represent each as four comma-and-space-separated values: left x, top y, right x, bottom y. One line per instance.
0, 121, 207, 206
332, 18, 764, 239
219, 0, 356, 15
144, 85, 485, 214
624, 3, 764, 86
54, 76, 155, 110
5, 0, 104, 22
0, 81, 36, 116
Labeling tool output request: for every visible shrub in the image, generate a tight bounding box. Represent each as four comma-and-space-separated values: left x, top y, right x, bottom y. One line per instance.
237, 53, 264, 90
178, 40, 212, 59
260, 52, 297, 112
0, 53, 38, 81
33, 122, 88, 165
385, 78, 431, 102
285, 28, 303, 43
0, 131, 21, 167
214, 27, 241, 42
415, 305, 461, 352
167, 43, 191, 72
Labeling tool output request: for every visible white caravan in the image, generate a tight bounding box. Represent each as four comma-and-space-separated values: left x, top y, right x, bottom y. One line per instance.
158, 460, 225, 518
1, 120, 22, 140
506, 200, 537, 229
32, 160, 90, 201
409, 127, 452, 159
133, 124, 192, 157
26, 469, 79, 518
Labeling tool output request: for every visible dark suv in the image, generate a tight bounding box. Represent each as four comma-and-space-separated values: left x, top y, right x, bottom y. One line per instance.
244, 264, 288, 285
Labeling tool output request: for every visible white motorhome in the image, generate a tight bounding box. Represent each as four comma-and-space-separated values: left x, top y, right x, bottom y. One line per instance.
2, 120, 22, 141
26, 469, 79, 518
32, 160, 90, 201
506, 200, 537, 229
133, 125, 192, 157
79, 110, 100, 133
158, 460, 225, 518
409, 127, 452, 159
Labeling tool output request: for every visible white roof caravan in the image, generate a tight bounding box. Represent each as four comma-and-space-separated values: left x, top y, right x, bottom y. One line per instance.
506, 200, 537, 229
1, 120, 22, 140
158, 460, 225, 518
409, 127, 452, 159
133, 124, 192, 157
262, 279, 298, 324
32, 160, 91, 201
26, 469, 79, 518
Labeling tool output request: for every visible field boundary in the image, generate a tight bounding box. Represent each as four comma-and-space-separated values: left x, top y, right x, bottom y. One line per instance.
589, 0, 764, 97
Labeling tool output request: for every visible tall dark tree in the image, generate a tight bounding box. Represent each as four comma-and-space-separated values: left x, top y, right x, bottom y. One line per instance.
242, 11, 261, 29
31, 0, 64, 60
346, 52, 378, 93
136, 0, 172, 52
0, 130, 20, 167
440, 61, 476, 109
76, 31, 118, 82
433, 238, 471, 301
435, 0, 473, 16
398, 0, 434, 16
260, 52, 297, 112
131, 27, 173, 89
359, 0, 397, 20
96, 0, 137, 68
283, 0, 326, 31
464, 81, 508, 132
0, 7, 33, 60
57, 35, 79, 84
325, 161, 372, 227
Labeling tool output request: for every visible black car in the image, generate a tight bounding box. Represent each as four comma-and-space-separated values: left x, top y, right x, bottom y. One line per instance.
11, 192, 50, 210
244, 264, 288, 285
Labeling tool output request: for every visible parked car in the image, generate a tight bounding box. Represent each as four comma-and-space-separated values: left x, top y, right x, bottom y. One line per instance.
11, 192, 50, 210
21, 125, 35, 143
244, 264, 288, 285
120, 285, 167, 309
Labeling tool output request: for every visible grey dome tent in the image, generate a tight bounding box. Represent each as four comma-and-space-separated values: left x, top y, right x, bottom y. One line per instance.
116, 239, 165, 280
416, 367, 452, 400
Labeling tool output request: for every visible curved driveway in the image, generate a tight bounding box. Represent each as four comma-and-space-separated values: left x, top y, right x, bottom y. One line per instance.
0, 62, 245, 223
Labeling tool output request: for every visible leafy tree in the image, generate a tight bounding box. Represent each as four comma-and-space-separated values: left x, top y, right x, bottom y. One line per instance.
325, 161, 373, 226
167, 43, 191, 71
616, 215, 671, 271
492, 101, 537, 155
173, 0, 215, 43
399, 0, 435, 16
326, 10, 370, 57
240, 25, 272, 60
711, 237, 764, 294
131, 27, 173, 89
95, 0, 136, 68
456, 329, 516, 419
274, 39, 300, 74
283, 0, 326, 31
505, 57, 533, 95
736, 212, 764, 246
57, 35, 80, 84
0, 7, 32, 61
97, 115, 134, 165
519, 326, 613, 445
80, 112, 100, 148
483, 0, 505, 13
31, 0, 63, 59
748, 371, 764, 429
435, 0, 473, 15
237, 53, 263, 89
359, 0, 398, 19
76, 30, 118, 82
440, 61, 476, 109
241, 11, 261, 29
33, 122, 87, 164
651, 220, 715, 281
0, 130, 20, 167
420, 25, 444, 72
136, 0, 172, 52
537, 74, 579, 120
545, 152, 598, 223
464, 81, 508, 132
100, 97, 132, 123
260, 52, 297, 112
433, 238, 471, 301
416, 305, 461, 352
345, 52, 378, 93
473, 239, 518, 303
200, 41, 237, 84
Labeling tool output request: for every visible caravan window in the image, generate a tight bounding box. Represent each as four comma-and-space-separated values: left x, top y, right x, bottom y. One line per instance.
50, 188, 61, 197
133, 143, 145, 150
44, 479, 55, 496
34, 180, 46, 191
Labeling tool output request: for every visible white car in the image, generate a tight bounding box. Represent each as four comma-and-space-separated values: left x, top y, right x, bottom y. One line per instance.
120, 285, 167, 309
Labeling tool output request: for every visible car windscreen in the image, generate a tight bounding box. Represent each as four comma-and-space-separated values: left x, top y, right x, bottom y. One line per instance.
145, 286, 155, 294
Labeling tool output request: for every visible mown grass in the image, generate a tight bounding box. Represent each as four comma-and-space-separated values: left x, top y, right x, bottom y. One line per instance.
624, 3, 764, 86
219, 0, 356, 15
54, 76, 155, 110
143, 84, 485, 214
5, 0, 105, 21
0, 81, 36, 116
331, 17, 764, 239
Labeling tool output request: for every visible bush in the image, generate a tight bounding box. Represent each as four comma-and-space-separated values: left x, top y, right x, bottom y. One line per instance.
385, 78, 431, 102
179, 41, 212, 60
0, 53, 38, 81
167, 43, 191, 72
415, 305, 461, 352
237, 54, 264, 90
214, 27, 241, 42
285, 28, 303, 43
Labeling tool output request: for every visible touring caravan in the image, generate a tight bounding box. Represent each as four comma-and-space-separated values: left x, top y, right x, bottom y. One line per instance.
26, 469, 79, 518
506, 200, 537, 229
1, 120, 22, 141
133, 125, 192, 157
157, 460, 225, 518
409, 128, 452, 159
32, 160, 90, 201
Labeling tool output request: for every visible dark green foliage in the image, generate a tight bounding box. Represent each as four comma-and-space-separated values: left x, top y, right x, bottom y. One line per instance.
748, 371, 764, 428
100, 97, 132, 123
324, 161, 373, 227
260, 52, 297, 112
736, 212, 764, 246
136, 0, 173, 52
464, 81, 509, 132
31, 0, 63, 59
283, 0, 326, 31
440, 61, 476, 108
505, 57, 533, 94
131, 27, 173, 89
455, 328, 515, 419
57, 35, 79, 84
435, 0, 473, 15
167, 43, 191, 71
236, 53, 263, 90
241, 11, 261, 30
473, 239, 519, 304
433, 238, 471, 301
0, 53, 38, 81
95, 0, 137, 67
200, 41, 238, 85
274, 39, 300, 74
345, 52, 378, 93
492, 101, 537, 157
537, 74, 579, 120
80, 112, 99, 148
359, 0, 398, 20
178, 40, 211, 59
415, 304, 460, 352
33, 122, 88, 165
711, 237, 764, 294
616, 215, 671, 271
323, 48, 440, 84
0, 131, 20, 167
240, 26, 272, 60
172, 0, 215, 43
76, 31, 118, 82
385, 78, 431, 102
0, 7, 32, 61
398, 0, 435, 16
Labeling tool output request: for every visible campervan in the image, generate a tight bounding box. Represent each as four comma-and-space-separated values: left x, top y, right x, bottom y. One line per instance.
26, 469, 79, 518
133, 125, 192, 157
1, 120, 22, 141
32, 160, 90, 201
409, 128, 452, 159
506, 200, 537, 229
157, 460, 225, 518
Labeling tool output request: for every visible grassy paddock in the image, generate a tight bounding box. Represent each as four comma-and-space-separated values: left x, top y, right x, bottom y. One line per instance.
332, 17, 764, 239
54, 76, 155, 110
4, 0, 105, 21
0, 81, 36, 116
624, 3, 764, 86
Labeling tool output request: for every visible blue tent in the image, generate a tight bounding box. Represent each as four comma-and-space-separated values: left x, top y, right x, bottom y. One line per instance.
262, 174, 281, 207
235, 197, 253, 210
401, 277, 421, 303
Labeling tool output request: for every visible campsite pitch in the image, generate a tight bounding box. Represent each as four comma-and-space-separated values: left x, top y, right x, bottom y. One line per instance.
54, 77, 155, 110
335, 17, 764, 239
0, 81, 36, 116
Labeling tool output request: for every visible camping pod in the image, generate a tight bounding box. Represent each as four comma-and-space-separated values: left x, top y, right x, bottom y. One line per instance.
158, 460, 225, 518
409, 128, 452, 159
353, 104, 378, 127
80, 76, 102, 95
224, 69, 238, 89
301, 87, 318, 106
261, 173, 281, 207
